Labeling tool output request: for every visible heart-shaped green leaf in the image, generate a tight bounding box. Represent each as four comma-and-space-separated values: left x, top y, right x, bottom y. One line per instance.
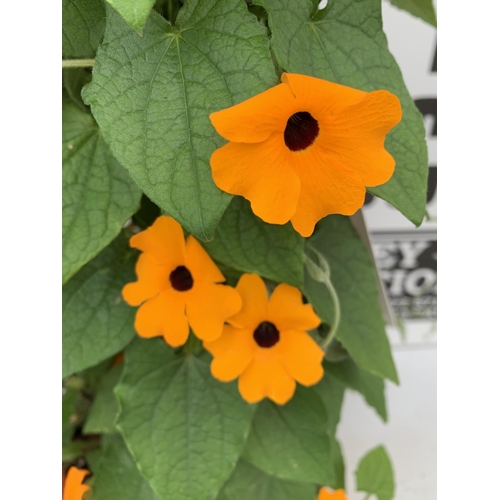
62, 0, 105, 58
115, 338, 256, 500
217, 460, 317, 500
62, 233, 136, 378
105, 0, 155, 32
91, 434, 160, 500
83, 1, 277, 240
243, 386, 335, 485
356, 446, 395, 500
63, 95, 141, 283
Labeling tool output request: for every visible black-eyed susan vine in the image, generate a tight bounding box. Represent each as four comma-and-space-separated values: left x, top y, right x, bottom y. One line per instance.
62, 0, 433, 499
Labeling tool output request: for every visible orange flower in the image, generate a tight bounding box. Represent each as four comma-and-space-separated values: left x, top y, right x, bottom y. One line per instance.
317, 487, 349, 500
122, 216, 242, 347
204, 274, 323, 405
210, 73, 402, 237
63, 467, 90, 500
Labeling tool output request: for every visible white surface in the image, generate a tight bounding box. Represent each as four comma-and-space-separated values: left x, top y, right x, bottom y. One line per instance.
338, 346, 437, 500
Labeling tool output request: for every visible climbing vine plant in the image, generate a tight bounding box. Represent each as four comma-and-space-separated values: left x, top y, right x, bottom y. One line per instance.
62, 0, 434, 499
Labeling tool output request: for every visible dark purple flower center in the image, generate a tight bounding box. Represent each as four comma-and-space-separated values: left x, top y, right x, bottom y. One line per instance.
169, 266, 194, 291
253, 321, 280, 348
284, 111, 319, 151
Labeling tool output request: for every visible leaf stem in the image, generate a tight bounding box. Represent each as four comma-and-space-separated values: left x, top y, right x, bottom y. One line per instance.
62, 59, 95, 68
168, 0, 178, 24
182, 331, 202, 356
303, 247, 341, 351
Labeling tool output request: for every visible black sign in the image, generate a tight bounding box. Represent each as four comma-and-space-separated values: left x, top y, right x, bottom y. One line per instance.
373, 233, 437, 319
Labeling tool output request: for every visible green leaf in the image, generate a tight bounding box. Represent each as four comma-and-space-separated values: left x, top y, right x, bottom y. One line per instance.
62, 388, 78, 428
62, 95, 141, 283
63, 442, 87, 462
91, 434, 160, 500
243, 386, 334, 485
356, 446, 395, 500
63, 68, 92, 112
77, 357, 114, 393
62, 233, 137, 378
63, 383, 93, 445
62, 388, 78, 444
83, 365, 123, 434
83, 2, 277, 241
202, 197, 305, 287
326, 359, 387, 422
217, 460, 317, 500
388, 0, 437, 27
330, 439, 346, 490
256, 0, 428, 226
303, 215, 398, 384
105, 0, 155, 32
313, 374, 346, 490
86, 447, 105, 472
314, 372, 345, 436
62, 0, 106, 58
115, 338, 256, 500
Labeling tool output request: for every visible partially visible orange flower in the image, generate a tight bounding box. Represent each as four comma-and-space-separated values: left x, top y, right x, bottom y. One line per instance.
204, 274, 323, 405
63, 467, 90, 500
210, 73, 402, 237
122, 216, 242, 347
317, 486, 349, 500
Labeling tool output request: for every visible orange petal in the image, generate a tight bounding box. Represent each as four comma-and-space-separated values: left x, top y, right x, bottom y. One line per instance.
203, 324, 232, 358
268, 283, 321, 331
282, 73, 367, 118
204, 324, 255, 356
129, 216, 186, 267
324, 90, 402, 186
204, 325, 255, 382
185, 235, 225, 284
289, 147, 366, 237
186, 283, 242, 342
210, 134, 301, 225
227, 274, 269, 330
134, 291, 189, 347
278, 330, 324, 386
122, 253, 169, 306
238, 357, 296, 405
318, 486, 348, 500
210, 82, 296, 143
63, 467, 90, 500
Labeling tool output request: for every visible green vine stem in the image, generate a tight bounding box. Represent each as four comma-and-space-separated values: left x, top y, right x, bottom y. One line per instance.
182, 331, 202, 356
303, 246, 341, 351
62, 59, 95, 68
167, 0, 179, 24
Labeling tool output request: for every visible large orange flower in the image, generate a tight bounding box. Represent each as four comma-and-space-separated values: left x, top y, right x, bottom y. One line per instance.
204, 274, 323, 405
63, 467, 90, 500
122, 216, 242, 347
317, 487, 348, 500
210, 73, 402, 237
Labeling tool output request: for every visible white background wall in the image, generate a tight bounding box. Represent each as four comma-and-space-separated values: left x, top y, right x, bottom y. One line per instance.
338, 345, 437, 500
